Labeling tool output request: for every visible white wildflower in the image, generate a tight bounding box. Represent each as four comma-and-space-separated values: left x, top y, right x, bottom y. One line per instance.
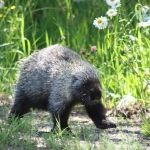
112, 2, 121, 8
139, 14, 150, 22
93, 16, 108, 29
138, 6, 150, 23
140, 6, 150, 14
106, 0, 121, 8
106, 8, 117, 17
138, 21, 150, 28
129, 35, 138, 41
73, 0, 85, 2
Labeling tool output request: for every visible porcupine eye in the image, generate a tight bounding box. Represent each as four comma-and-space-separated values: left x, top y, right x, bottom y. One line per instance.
90, 87, 102, 101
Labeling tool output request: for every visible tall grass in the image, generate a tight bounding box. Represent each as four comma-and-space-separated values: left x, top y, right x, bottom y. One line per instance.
0, 0, 150, 107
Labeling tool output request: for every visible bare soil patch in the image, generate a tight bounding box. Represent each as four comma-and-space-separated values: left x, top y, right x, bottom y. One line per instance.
0, 95, 150, 149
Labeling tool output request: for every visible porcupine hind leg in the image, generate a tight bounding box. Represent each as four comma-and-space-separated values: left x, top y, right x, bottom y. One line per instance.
51, 102, 75, 133
9, 90, 32, 121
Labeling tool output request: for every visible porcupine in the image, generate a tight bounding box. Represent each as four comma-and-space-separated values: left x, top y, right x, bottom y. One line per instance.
9, 44, 116, 132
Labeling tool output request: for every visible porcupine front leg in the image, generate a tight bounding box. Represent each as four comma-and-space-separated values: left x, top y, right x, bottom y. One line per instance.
85, 102, 116, 129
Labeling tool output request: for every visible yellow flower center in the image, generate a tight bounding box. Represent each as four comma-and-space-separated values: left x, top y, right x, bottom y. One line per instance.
0, 14, 3, 18
110, 0, 115, 2
110, 10, 114, 14
11, 6, 16, 9
97, 19, 103, 24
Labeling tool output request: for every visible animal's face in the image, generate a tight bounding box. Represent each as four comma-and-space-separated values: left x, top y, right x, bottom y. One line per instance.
72, 76, 102, 105
79, 81, 102, 105
90, 85, 102, 101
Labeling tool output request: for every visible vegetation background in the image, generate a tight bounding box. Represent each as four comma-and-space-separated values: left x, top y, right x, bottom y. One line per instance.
0, 0, 150, 149
0, 0, 149, 108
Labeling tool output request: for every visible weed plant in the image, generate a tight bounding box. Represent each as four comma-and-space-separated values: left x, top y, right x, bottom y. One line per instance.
0, 108, 146, 149
0, 0, 149, 107
0, 0, 150, 106
0, 0, 150, 148
0, 108, 37, 149
140, 113, 150, 137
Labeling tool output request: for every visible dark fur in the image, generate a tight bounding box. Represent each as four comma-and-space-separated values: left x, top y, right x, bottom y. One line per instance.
9, 44, 116, 131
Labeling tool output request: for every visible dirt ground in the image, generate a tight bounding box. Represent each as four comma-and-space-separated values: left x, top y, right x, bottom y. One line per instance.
0, 95, 150, 149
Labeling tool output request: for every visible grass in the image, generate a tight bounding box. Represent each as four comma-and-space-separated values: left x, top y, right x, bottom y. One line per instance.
0, 104, 147, 150
0, 0, 149, 106
0, 105, 37, 149
140, 113, 150, 137
0, 0, 150, 148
